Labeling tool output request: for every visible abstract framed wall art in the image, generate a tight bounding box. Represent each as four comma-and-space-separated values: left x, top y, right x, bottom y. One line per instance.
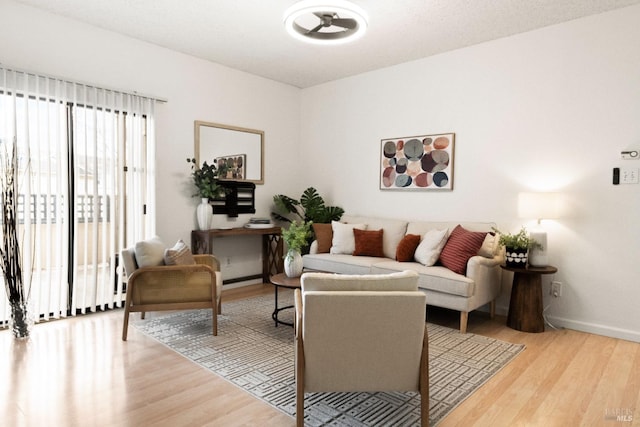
215, 154, 246, 180
380, 133, 455, 191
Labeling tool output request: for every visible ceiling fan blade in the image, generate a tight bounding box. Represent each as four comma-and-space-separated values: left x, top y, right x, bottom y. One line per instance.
331, 18, 357, 29
307, 24, 324, 34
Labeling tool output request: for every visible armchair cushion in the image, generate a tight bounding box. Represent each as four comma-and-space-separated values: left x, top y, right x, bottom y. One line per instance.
299, 270, 425, 392
164, 239, 196, 265
301, 270, 419, 292
134, 236, 165, 267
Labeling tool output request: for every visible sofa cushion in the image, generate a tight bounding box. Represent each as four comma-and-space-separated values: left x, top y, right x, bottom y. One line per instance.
330, 221, 367, 254
312, 223, 333, 254
370, 261, 475, 297
478, 232, 499, 258
303, 253, 378, 275
341, 215, 408, 259
438, 225, 487, 275
134, 236, 165, 267
414, 228, 448, 266
396, 234, 421, 262
353, 229, 385, 257
164, 239, 196, 266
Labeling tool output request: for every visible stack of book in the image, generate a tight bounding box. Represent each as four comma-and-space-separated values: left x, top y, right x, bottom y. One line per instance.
244, 217, 274, 228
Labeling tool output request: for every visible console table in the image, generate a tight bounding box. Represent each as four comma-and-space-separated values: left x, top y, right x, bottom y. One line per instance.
191, 227, 283, 284
502, 265, 558, 333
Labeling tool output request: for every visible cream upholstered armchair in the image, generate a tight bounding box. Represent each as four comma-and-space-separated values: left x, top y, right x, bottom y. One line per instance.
120, 237, 223, 341
294, 270, 429, 427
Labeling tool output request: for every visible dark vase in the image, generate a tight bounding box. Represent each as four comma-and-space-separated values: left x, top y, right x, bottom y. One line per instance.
9, 302, 32, 339
505, 247, 528, 268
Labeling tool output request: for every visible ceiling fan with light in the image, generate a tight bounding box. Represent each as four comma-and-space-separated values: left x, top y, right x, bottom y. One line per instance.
283, 0, 368, 45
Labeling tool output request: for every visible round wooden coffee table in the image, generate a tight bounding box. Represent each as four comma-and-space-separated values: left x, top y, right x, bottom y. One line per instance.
269, 272, 302, 327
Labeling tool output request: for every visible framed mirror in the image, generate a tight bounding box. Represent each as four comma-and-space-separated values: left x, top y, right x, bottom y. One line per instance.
195, 120, 264, 184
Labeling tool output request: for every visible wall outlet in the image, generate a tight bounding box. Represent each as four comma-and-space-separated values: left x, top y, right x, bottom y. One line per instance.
225, 257, 232, 266
551, 281, 562, 297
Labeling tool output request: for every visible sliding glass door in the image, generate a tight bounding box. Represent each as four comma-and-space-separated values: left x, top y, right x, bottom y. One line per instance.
1, 68, 155, 324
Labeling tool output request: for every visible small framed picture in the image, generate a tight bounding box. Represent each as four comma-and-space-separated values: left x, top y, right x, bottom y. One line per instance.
215, 154, 246, 180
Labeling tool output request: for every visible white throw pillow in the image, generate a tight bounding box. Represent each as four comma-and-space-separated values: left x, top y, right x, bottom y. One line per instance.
164, 239, 196, 265
414, 229, 449, 266
330, 221, 368, 254
134, 236, 166, 267
478, 232, 498, 258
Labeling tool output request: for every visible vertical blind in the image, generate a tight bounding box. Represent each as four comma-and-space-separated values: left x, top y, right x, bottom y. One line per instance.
0, 67, 157, 324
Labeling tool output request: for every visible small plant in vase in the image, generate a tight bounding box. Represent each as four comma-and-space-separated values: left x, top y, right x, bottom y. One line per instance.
282, 220, 313, 277
187, 158, 228, 230
187, 158, 227, 199
492, 226, 542, 268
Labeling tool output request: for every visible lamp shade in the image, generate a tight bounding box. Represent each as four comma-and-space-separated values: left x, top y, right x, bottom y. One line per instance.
517, 192, 561, 267
518, 192, 561, 222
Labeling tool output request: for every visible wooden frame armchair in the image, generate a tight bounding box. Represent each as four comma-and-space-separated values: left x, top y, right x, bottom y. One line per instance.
294, 270, 429, 427
120, 247, 222, 341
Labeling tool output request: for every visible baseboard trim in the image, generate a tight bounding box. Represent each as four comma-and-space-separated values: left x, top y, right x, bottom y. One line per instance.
493, 304, 639, 343
543, 315, 640, 343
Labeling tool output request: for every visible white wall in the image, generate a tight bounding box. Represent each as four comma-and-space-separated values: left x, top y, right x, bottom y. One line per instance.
0, 0, 302, 283
300, 5, 640, 342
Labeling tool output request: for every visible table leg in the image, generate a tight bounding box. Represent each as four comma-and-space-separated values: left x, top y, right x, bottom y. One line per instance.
273, 284, 279, 327
271, 284, 295, 328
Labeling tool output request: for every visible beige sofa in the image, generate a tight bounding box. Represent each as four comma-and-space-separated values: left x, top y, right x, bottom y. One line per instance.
302, 215, 504, 333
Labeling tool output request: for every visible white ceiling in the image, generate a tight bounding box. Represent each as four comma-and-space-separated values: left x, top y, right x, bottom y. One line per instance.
15, 0, 640, 88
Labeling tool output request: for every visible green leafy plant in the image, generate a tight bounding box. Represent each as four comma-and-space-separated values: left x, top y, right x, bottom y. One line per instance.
492, 226, 542, 251
272, 187, 344, 224
186, 158, 227, 199
282, 220, 313, 259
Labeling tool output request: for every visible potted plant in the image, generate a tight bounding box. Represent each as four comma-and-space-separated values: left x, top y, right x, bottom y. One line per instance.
187, 158, 228, 230
187, 158, 227, 199
1, 140, 31, 339
492, 226, 542, 268
272, 187, 344, 248
281, 220, 313, 277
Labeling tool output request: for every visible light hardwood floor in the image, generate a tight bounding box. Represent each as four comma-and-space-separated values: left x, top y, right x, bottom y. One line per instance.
2, 284, 638, 427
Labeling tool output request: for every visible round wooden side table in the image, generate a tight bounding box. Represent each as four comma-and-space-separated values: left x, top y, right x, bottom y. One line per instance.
502, 265, 558, 333
269, 273, 302, 327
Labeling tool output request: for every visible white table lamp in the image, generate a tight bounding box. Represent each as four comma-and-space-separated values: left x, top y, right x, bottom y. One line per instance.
518, 192, 560, 267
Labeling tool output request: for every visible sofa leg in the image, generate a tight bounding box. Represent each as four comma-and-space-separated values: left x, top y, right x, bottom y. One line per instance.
490, 300, 496, 319
460, 311, 468, 334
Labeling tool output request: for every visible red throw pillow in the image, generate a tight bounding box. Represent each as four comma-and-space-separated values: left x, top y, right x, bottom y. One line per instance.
438, 225, 487, 275
312, 223, 333, 253
396, 234, 421, 262
353, 229, 385, 257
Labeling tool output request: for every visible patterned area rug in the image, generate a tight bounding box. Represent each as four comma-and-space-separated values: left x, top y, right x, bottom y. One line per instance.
133, 292, 524, 426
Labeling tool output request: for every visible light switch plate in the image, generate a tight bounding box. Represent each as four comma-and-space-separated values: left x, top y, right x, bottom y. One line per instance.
621, 167, 639, 184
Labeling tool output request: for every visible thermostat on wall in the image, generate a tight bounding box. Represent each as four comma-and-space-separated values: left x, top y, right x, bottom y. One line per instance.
621, 150, 639, 159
